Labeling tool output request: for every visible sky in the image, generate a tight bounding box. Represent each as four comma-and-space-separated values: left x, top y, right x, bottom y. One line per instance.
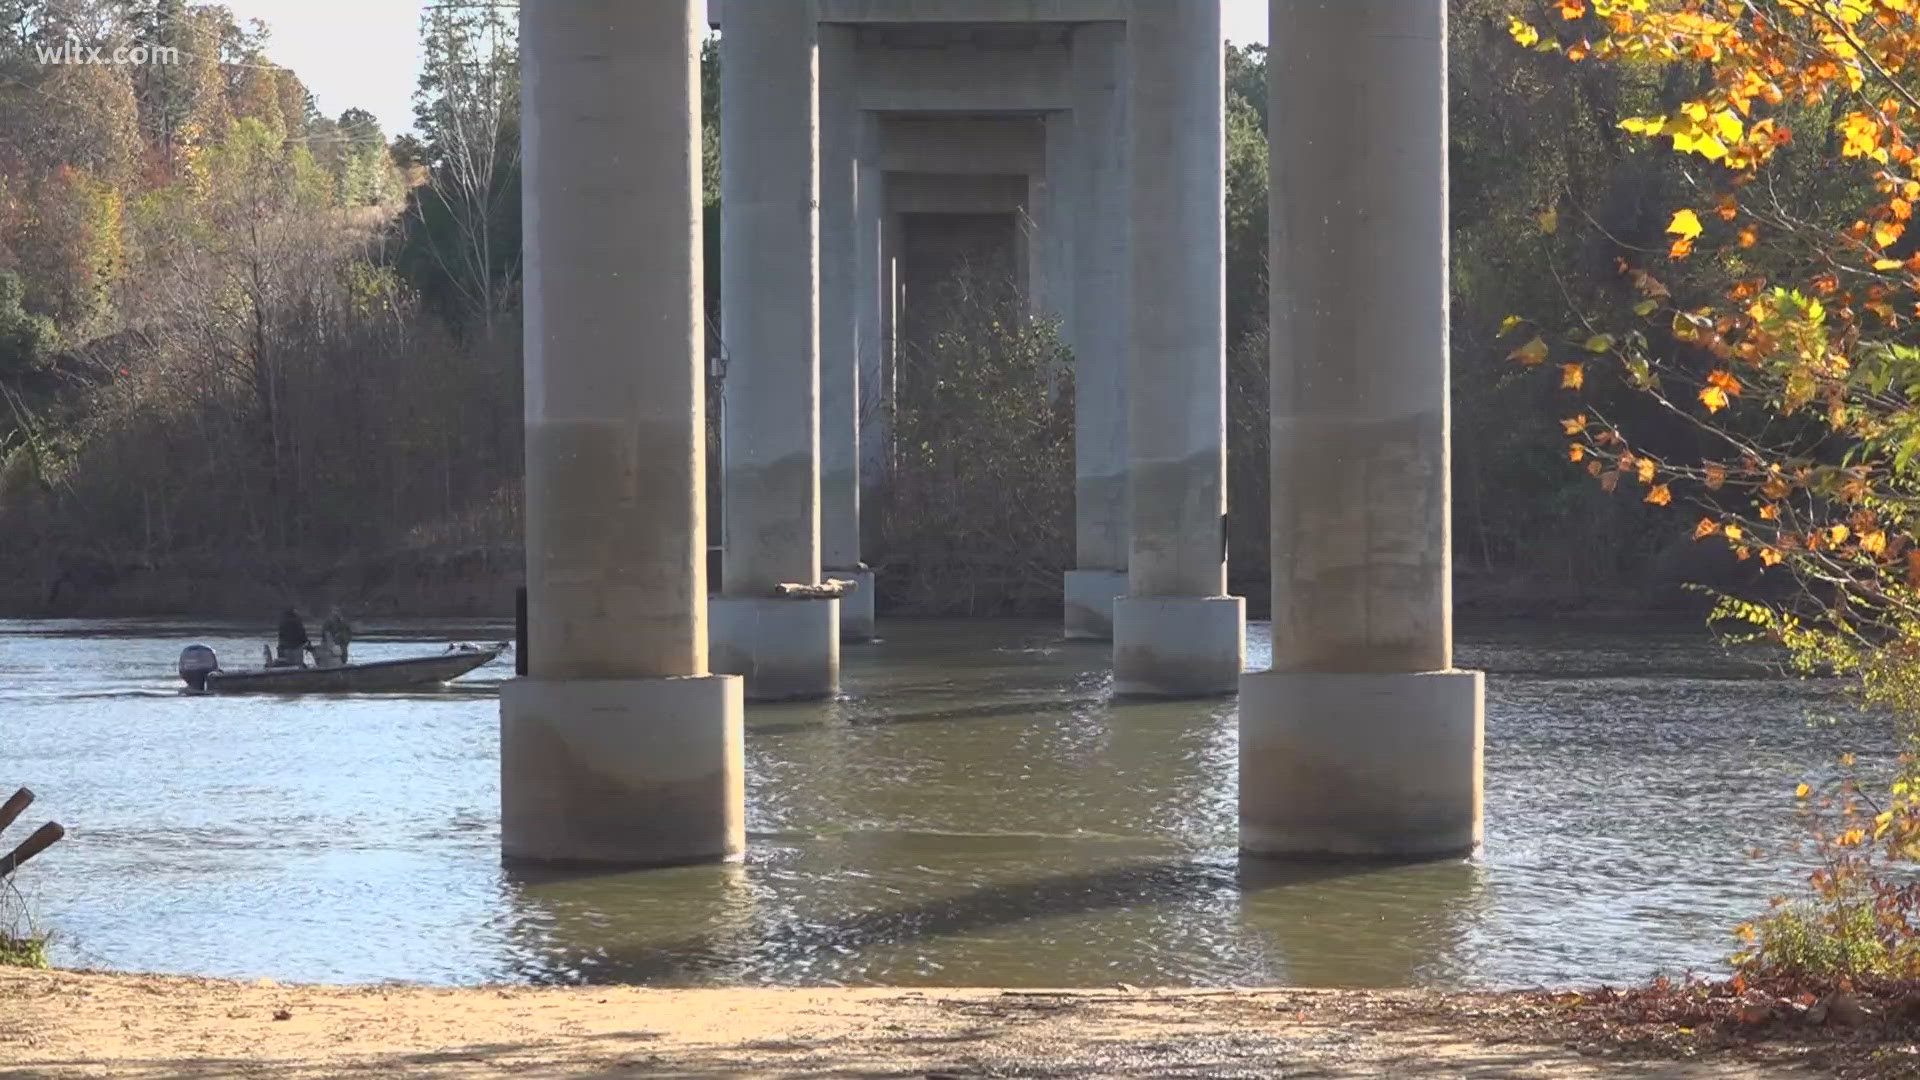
222, 0, 1272, 140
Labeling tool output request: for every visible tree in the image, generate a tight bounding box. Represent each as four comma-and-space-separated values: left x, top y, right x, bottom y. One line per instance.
1505, 0, 1920, 980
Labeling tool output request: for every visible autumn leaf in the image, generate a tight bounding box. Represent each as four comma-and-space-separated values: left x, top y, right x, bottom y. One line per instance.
1726, 523, 1745, 542
1636, 457, 1656, 484
1695, 517, 1720, 540
1499, 314, 1524, 336
1561, 414, 1588, 435
1558, 0, 1585, 18
1863, 530, 1889, 555
1700, 385, 1731, 412
1568, 443, 1584, 462
1759, 547, 1783, 566
1509, 336, 1549, 365
1760, 503, 1780, 520
1705, 463, 1727, 490
1707, 370, 1743, 397
1633, 298, 1660, 316
1797, 782, 1812, 798
1600, 471, 1619, 493
1509, 17, 1540, 46
1645, 483, 1672, 505
1583, 333, 1614, 353
1874, 219, 1905, 249
1830, 524, 1852, 546
1537, 207, 1559, 234
1667, 208, 1705, 241
1560, 362, 1585, 389
1738, 225, 1758, 248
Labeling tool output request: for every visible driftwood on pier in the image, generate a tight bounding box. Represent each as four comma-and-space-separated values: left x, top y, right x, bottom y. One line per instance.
772, 578, 861, 600
0, 788, 64, 879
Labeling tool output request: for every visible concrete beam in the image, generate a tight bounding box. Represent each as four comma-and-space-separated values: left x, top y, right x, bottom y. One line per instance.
1110, 0, 1241, 695
506, 0, 742, 866
712, 0, 1128, 28
716, 0, 839, 699
1242, 0, 1482, 859
879, 117, 1047, 176
1063, 20, 1129, 638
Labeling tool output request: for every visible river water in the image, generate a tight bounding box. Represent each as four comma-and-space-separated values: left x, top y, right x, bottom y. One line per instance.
0, 617, 1871, 988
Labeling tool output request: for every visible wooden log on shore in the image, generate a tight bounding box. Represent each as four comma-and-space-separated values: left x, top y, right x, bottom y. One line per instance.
0, 822, 64, 878
0, 789, 31, 837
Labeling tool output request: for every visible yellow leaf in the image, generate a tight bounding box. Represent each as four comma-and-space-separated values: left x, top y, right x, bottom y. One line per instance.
1830, 524, 1852, 546
1760, 547, 1783, 566
1561, 414, 1588, 435
1538, 207, 1559, 234
1759, 503, 1780, 520
1637, 458, 1656, 484
1509, 336, 1549, 366
1797, 782, 1812, 798
1560, 362, 1585, 389
1726, 523, 1744, 542
1874, 220, 1905, 249
1863, 529, 1888, 555
1667, 208, 1704, 240
1874, 257, 1903, 271
1569, 443, 1585, 462
1499, 314, 1524, 336
1700, 385, 1730, 412
1583, 333, 1615, 353
1509, 17, 1540, 46
1633, 298, 1659, 316
1645, 483, 1672, 506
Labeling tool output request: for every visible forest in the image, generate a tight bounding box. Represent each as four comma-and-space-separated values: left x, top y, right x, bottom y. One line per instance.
0, 0, 1765, 618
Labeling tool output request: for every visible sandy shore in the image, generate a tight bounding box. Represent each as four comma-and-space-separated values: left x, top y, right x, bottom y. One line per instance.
0, 968, 1834, 1078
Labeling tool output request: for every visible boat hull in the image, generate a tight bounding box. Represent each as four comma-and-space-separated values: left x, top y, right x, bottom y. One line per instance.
200, 648, 502, 694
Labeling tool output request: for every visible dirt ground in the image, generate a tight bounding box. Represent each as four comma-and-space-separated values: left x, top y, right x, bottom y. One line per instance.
0, 968, 1865, 1078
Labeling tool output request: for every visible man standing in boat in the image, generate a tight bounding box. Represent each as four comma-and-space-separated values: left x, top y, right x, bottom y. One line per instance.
322, 607, 352, 667
275, 608, 309, 667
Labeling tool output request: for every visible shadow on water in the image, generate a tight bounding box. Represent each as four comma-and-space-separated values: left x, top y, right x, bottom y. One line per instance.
497, 855, 1470, 987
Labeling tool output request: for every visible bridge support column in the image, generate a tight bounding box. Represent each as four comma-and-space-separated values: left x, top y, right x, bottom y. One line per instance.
821, 26, 876, 643
1111, 0, 1244, 697
713, 0, 840, 699
1063, 21, 1129, 641
504, 0, 743, 866
1241, 0, 1483, 859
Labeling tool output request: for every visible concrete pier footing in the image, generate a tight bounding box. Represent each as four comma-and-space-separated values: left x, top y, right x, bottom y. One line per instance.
828, 568, 877, 642
1111, 596, 1244, 697
1237, 670, 1483, 858
710, 598, 841, 701
501, 676, 745, 866
1063, 569, 1127, 640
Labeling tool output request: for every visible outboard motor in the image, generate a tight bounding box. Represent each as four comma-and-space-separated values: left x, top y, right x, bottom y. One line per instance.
178, 644, 218, 690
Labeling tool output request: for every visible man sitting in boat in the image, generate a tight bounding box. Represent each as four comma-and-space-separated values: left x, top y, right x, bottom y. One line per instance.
274, 608, 310, 668
322, 607, 352, 666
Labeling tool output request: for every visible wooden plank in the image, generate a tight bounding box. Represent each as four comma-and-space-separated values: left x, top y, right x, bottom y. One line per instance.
0, 788, 33, 837
0, 822, 63, 878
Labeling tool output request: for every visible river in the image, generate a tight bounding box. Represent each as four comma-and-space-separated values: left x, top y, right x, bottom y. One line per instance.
0, 617, 1868, 988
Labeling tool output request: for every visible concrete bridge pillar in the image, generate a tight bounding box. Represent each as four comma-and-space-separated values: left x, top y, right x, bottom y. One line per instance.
1110, 0, 1244, 697
1241, 0, 1484, 858
713, 0, 841, 700
820, 25, 877, 643
503, 0, 743, 866
1062, 20, 1130, 641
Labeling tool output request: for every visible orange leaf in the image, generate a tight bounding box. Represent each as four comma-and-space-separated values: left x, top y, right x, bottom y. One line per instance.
1568, 443, 1585, 462
1759, 547, 1783, 566
1707, 370, 1744, 396
1645, 483, 1672, 506
1694, 517, 1720, 540
1560, 362, 1585, 389
1700, 385, 1730, 412
1738, 225, 1758, 248
1759, 503, 1780, 520
1561, 414, 1588, 435
1637, 458, 1656, 484
1558, 0, 1586, 17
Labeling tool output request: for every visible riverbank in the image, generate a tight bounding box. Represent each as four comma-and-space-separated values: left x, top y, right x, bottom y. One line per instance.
0, 968, 1890, 1077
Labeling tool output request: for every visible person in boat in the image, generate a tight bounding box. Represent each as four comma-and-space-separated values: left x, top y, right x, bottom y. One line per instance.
321, 607, 351, 667
275, 608, 310, 668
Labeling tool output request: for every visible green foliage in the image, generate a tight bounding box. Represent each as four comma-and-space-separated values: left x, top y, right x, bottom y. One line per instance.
0, 271, 52, 377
